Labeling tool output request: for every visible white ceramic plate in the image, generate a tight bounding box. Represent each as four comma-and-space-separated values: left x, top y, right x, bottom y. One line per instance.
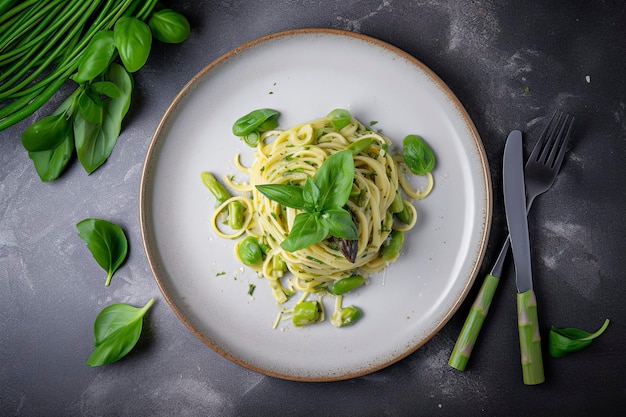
140, 29, 491, 381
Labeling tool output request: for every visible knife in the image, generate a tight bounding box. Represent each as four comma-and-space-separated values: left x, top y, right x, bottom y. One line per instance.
503, 129, 545, 385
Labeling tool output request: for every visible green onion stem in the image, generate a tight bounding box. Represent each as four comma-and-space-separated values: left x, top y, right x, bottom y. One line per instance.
0, 0, 161, 130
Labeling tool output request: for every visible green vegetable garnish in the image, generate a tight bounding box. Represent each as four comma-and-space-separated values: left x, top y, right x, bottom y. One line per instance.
77, 218, 128, 286
327, 108, 352, 130
0, 1, 190, 181
381, 230, 404, 262
330, 275, 365, 295
247, 284, 256, 296
548, 319, 610, 357
232, 108, 280, 137
237, 236, 264, 266
201, 172, 231, 206
402, 134, 435, 175
330, 305, 361, 327
292, 300, 322, 327
256, 150, 358, 252
86, 298, 155, 366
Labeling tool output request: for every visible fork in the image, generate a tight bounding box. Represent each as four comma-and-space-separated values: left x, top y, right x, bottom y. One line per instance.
448, 112, 575, 371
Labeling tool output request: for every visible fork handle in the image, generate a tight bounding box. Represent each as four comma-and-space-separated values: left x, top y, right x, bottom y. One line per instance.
517, 289, 545, 385
448, 273, 500, 370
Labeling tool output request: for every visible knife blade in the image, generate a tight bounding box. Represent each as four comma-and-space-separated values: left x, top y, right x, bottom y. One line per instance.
502, 129, 545, 385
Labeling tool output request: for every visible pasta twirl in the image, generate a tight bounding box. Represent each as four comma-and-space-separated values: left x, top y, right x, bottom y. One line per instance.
207, 111, 434, 320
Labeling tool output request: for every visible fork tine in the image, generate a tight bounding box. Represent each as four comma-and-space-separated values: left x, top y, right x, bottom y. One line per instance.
528, 111, 560, 163
550, 114, 574, 170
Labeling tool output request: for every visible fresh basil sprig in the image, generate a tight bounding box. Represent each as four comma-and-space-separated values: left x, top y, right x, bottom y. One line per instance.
548, 319, 610, 357
256, 150, 358, 252
77, 218, 128, 286
3, 2, 190, 181
86, 298, 155, 366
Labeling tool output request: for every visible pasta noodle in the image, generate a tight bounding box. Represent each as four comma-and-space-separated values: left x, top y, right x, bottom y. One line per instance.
210, 113, 433, 306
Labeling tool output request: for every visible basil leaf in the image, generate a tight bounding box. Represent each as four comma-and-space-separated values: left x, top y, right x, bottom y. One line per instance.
90, 81, 121, 99
548, 319, 610, 357
75, 63, 133, 173
148, 8, 191, 44
327, 108, 352, 130
73, 31, 115, 84
232, 108, 280, 137
313, 150, 354, 210
28, 133, 75, 182
302, 177, 321, 211
21, 113, 71, 152
280, 212, 329, 252
76, 218, 128, 286
402, 134, 435, 175
86, 298, 155, 366
26, 92, 77, 181
114, 16, 152, 73
322, 207, 358, 240
256, 183, 307, 210
77, 90, 103, 125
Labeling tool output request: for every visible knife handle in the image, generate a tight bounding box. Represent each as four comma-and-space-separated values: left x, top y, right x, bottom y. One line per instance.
448, 273, 500, 370
517, 289, 545, 385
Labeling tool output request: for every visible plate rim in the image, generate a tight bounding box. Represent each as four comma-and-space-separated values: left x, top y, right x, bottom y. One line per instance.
139, 27, 492, 381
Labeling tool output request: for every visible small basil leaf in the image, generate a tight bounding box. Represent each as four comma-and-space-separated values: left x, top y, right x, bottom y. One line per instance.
78, 90, 103, 124
346, 137, 373, 155
76, 218, 128, 286
280, 212, 329, 252
256, 184, 306, 210
232, 109, 279, 136
75, 63, 133, 173
28, 132, 74, 182
90, 81, 121, 99
148, 8, 191, 44
313, 150, 354, 210
86, 298, 155, 366
114, 16, 152, 73
302, 177, 321, 210
402, 134, 435, 175
73, 31, 115, 84
322, 207, 358, 240
548, 319, 610, 358
327, 108, 352, 130
21, 113, 71, 152
26, 91, 77, 181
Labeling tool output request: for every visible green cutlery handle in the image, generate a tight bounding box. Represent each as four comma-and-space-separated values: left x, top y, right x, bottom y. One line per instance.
517, 289, 545, 385
448, 273, 500, 370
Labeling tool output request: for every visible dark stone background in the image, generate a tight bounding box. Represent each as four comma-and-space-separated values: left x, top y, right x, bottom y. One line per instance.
1, 1, 624, 415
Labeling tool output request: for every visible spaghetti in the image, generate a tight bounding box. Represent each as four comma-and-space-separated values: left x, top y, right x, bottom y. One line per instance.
208, 111, 433, 313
